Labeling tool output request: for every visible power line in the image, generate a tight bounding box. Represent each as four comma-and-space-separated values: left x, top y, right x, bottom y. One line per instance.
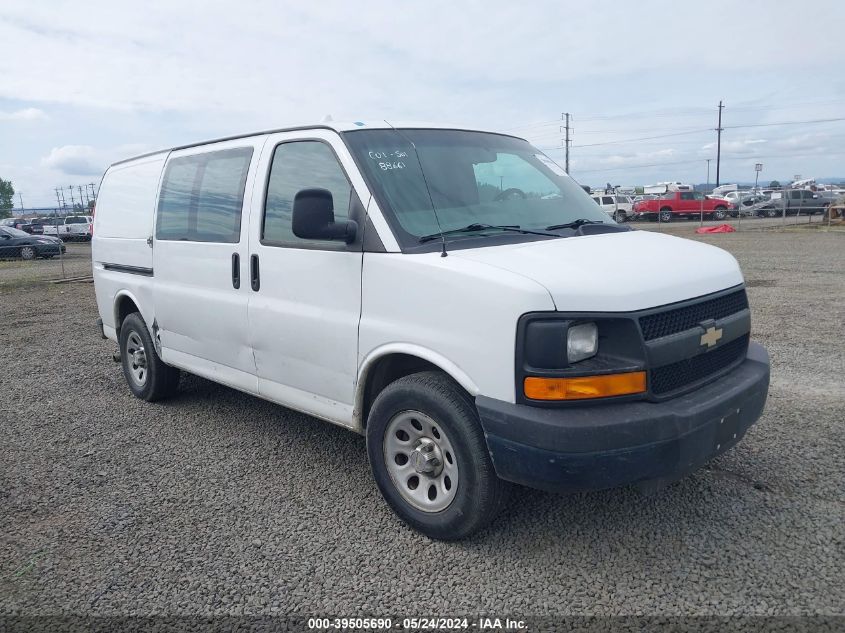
537, 127, 710, 150
724, 117, 845, 129
572, 149, 845, 174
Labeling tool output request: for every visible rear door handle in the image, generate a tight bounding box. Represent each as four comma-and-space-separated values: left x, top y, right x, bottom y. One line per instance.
250, 254, 260, 291
231, 252, 240, 289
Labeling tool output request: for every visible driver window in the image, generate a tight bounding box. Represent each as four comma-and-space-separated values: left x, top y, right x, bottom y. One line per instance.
263, 141, 352, 246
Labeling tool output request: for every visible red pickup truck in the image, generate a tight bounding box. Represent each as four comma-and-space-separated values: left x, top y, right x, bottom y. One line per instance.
632, 191, 733, 222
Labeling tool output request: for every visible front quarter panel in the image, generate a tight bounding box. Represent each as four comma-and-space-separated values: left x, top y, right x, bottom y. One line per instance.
358, 251, 555, 406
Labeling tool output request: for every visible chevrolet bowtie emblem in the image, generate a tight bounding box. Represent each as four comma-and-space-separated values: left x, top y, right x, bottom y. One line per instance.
700, 326, 723, 348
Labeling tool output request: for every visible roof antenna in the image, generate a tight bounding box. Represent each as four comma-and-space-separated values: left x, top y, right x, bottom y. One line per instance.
320, 114, 334, 123
383, 119, 448, 257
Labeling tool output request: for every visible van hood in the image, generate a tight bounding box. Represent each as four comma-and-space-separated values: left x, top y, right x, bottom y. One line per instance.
450, 230, 744, 312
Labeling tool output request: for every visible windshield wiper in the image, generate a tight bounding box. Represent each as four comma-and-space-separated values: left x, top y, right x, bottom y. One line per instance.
545, 219, 605, 231
419, 223, 559, 243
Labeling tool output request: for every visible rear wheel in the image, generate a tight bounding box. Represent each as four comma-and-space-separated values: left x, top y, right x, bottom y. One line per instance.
659, 208, 672, 222
119, 312, 180, 401
764, 207, 779, 218
614, 210, 627, 222
366, 371, 510, 540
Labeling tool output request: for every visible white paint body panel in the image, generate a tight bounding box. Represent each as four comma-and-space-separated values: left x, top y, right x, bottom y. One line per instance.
92, 153, 167, 338
247, 129, 365, 427
92, 123, 747, 436
358, 253, 554, 405
152, 137, 265, 394
451, 231, 744, 312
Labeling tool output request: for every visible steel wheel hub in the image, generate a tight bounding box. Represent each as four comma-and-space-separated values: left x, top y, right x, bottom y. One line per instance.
125, 331, 148, 387
383, 410, 459, 513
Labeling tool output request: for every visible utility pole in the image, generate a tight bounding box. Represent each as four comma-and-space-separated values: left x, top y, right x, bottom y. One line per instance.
68, 185, 76, 208
715, 100, 724, 187
18, 193, 24, 213
79, 185, 88, 207
88, 183, 97, 201
706, 159, 711, 192
55, 188, 63, 212
562, 112, 572, 173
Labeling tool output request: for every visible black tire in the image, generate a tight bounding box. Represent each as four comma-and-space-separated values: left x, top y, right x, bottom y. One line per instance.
614, 210, 626, 223
366, 371, 511, 540
118, 312, 180, 402
659, 207, 672, 222
712, 206, 727, 220
764, 208, 778, 218
20, 246, 36, 260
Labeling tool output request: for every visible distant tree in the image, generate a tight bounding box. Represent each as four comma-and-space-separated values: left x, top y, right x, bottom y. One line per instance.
0, 178, 14, 218
768, 180, 781, 188
88, 199, 96, 210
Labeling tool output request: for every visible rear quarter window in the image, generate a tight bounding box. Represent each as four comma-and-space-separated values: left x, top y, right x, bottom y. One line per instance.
156, 147, 253, 243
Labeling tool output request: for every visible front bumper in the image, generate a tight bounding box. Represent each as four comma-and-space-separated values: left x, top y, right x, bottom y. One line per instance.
476, 341, 770, 493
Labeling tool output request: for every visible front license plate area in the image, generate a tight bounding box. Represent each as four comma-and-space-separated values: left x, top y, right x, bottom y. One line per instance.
714, 407, 743, 450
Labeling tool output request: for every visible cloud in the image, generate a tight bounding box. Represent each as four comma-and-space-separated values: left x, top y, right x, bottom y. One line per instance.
40, 145, 102, 175
0, 107, 47, 121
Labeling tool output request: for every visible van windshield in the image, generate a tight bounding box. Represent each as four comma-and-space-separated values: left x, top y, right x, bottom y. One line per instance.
343, 128, 609, 250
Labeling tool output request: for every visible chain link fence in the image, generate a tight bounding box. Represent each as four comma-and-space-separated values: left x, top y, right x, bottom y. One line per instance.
0, 237, 92, 290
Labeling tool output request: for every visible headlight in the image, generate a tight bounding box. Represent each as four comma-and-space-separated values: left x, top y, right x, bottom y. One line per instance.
567, 322, 598, 363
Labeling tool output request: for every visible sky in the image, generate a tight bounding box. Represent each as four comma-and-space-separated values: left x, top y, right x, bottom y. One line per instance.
1, 0, 844, 208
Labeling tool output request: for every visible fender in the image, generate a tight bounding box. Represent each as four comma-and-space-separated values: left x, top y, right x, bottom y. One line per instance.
113, 288, 153, 334
354, 343, 480, 431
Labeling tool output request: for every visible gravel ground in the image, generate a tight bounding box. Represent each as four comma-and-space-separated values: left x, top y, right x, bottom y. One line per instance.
0, 229, 843, 620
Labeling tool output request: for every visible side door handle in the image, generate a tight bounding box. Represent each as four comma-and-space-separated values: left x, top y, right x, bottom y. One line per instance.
231, 252, 240, 289
250, 254, 260, 291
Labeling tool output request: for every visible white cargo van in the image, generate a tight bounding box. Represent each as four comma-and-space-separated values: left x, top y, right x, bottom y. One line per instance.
93, 122, 770, 539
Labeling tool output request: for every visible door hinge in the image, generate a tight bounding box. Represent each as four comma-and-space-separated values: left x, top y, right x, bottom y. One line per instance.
146, 235, 153, 248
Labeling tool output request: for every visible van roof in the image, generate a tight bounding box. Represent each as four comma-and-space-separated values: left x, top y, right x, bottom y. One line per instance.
110, 121, 525, 168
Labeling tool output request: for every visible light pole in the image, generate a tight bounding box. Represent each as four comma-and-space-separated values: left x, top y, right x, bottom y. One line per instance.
754, 163, 762, 193
706, 159, 711, 192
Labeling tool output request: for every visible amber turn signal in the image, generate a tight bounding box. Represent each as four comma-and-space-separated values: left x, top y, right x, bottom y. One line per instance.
524, 371, 647, 401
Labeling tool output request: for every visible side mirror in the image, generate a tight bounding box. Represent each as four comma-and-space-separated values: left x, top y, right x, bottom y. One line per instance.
291, 188, 358, 244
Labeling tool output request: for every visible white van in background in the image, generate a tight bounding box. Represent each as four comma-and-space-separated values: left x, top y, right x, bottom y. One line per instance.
92, 121, 770, 539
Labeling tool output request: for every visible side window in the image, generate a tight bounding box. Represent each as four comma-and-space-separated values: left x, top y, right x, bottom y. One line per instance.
680, 192, 695, 201
263, 141, 352, 246
156, 147, 253, 243
602, 196, 614, 205
790, 190, 802, 200
591, 196, 600, 204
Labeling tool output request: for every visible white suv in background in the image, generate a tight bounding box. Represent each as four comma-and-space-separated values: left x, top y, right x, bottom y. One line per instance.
591, 194, 633, 221
62, 215, 93, 241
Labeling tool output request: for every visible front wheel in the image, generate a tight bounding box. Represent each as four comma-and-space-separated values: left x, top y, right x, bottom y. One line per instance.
614, 210, 627, 223
119, 312, 180, 401
366, 371, 510, 540
712, 206, 727, 220
20, 246, 36, 260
